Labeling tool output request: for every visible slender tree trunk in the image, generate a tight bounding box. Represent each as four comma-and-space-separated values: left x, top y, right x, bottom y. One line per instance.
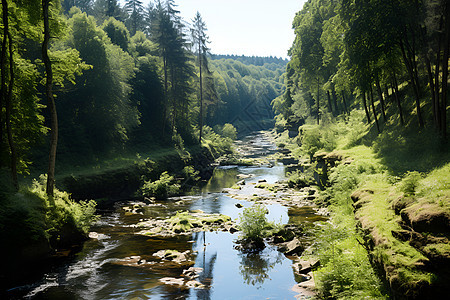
2, 0, 18, 189
326, 90, 332, 114
435, 16, 443, 131
6, 32, 18, 189
392, 73, 404, 126
332, 88, 338, 115
370, 85, 380, 133
316, 77, 320, 125
162, 55, 168, 136
375, 76, 386, 122
342, 92, 348, 115
198, 49, 204, 143
441, 3, 449, 139
42, 0, 58, 198
362, 91, 371, 124
0, 0, 8, 164
399, 38, 424, 127
425, 55, 438, 126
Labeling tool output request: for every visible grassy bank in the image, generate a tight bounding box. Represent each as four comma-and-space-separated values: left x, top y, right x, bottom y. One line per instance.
277, 110, 449, 299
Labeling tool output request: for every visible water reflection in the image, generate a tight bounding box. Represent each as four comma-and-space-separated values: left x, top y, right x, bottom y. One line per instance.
202, 167, 239, 193
238, 246, 284, 288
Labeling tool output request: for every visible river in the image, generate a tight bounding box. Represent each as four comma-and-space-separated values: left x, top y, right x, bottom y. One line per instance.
8, 131, 326, 299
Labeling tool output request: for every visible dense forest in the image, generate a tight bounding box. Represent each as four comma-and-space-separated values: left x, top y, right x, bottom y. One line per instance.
0, 0, 286, 182
274, 0, 449, 139
0, 0, 286, 283
271, 0, 449, 299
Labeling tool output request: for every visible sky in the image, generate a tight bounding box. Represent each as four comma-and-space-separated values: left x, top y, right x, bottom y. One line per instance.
128, 0, 307, 58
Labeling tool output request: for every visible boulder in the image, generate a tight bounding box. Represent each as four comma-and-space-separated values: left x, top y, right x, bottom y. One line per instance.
401, 203, 450, 234
279, 237, 304, 255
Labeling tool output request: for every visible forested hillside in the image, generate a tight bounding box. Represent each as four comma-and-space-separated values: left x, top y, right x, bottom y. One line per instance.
273, 0, 450, 299
209, 56, 286, 132
0, 0, 285, 280
274, 0, 448, 139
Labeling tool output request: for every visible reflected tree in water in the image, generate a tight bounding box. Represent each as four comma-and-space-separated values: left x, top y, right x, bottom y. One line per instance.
239, 249, 284, 288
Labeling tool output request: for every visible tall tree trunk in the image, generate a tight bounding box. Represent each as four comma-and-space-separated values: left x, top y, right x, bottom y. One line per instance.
375, 76, 386, 122
198, 49, 204, 143
425, 55, 438, 126
316, 77, 320, 125
6, 32, 18, 189
0, 0, 8, 165
42, 0, 58, 198
362, 91, 371, 124
326, 90, 332, 114
342, 92, 349, 115
392, 73, 404, 126
2, 0, 18, 189
399, 38, 424, 127
162, 55, 168, 136
332, 88, 338, 115
441, 3, 449, 139
434, 16, 443, 131
370, 85, 380, 133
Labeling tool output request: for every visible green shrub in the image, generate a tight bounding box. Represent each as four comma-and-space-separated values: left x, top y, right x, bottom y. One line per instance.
139, 171, 180, 199
238, 204, 276, 240
221, 123, 237, 140
202, 125, 233, 155
301, 127, 324, 158
399, 171, 422, 196
28, 175, 98, 237
308, 221, 386, 299
182, 165, 200, 183
287, 170, 314, 188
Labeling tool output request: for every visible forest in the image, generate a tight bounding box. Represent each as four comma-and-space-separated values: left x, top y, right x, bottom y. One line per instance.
0, 0, 449, 299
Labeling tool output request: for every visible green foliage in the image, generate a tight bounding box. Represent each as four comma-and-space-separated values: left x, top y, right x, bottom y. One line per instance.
201, 126, 233, 156
139, 171, 180, 199
399, 171, 423, 196
28, 175, 98, 237
182, 165, 200, 183
300, 124, 337, 158
220, 123, 238, 140
238, 204, 276, 240
287, 170, 315, 189
309, 220, 386, 299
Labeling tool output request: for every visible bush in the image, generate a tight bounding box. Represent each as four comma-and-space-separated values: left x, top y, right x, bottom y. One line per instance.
287, 170, 314, 188
221, 123, 237, 140
139, 171, 180, 199
238, 204, 275, 240
399, 171, 422, 196
202, 125, 233, 156
28, 175, 98, 238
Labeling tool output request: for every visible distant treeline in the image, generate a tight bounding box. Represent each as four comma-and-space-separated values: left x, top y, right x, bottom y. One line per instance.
211, 54, 288, 67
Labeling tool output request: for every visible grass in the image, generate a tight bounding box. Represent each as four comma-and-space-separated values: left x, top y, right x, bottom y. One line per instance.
278, 108, 449, 299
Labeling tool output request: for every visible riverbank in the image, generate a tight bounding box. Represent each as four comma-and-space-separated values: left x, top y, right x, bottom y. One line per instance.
276, 111, 450, 299
0, 138, 226, 295
3, 131, 329, 299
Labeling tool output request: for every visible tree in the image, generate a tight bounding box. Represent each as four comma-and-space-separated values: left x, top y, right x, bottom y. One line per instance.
62, 0, 92, 14
124, 0, 145, 35
102, 17, 130, 51
150, 0, 194, 138
42, 0, 58, 197
191, 11, 210, 143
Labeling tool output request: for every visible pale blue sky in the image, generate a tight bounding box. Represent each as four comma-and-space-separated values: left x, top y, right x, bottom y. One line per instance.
124, 0, 307, 58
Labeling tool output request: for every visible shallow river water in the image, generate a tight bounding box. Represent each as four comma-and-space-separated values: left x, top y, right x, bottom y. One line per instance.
13, 132, 326, 299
